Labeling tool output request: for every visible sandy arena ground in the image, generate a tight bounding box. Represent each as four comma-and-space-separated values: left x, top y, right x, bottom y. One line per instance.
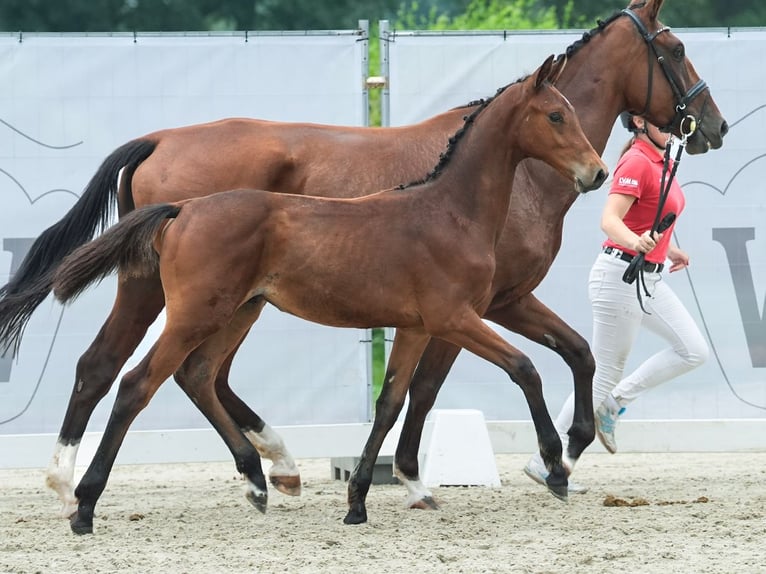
1, 452, 765, 573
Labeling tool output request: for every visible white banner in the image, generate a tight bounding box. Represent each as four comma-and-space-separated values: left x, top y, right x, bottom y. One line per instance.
388, 28, 766, 422
0, 31, 370, 435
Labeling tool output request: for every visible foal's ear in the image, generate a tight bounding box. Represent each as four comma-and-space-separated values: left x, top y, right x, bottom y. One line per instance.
534, 54, 566, 90
550, 54, 567, 85
535, 54, 556, 90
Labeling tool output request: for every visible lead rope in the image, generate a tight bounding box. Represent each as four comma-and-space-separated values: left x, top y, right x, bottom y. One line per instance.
622, 116, 697, 313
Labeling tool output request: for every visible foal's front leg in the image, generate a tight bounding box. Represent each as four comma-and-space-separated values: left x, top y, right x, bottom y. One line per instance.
394, 338, 462, 508
344, 328, 431, 525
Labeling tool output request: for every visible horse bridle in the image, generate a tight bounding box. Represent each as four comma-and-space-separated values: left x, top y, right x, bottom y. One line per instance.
622, 6, 709, 136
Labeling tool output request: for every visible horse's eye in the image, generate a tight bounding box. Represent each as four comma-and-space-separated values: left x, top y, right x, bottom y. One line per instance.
549, 112, 563, 123
673, 44, 685, 61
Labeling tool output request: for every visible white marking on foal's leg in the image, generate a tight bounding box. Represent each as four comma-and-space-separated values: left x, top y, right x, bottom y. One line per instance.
242, 477, 269, 513
45, 441, 79, 518
245, 425, 301, 496
394, 465, 437, 510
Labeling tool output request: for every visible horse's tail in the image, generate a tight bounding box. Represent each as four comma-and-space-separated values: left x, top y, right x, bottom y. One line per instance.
53, 204, 181, 305
0, 138, 157, 355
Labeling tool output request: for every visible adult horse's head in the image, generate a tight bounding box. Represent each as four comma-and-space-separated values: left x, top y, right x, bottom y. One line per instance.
517, 55, 608, 194
612, 0, 727, 154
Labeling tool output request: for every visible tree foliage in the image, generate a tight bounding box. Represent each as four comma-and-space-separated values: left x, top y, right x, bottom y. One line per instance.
1, 0, 763, 32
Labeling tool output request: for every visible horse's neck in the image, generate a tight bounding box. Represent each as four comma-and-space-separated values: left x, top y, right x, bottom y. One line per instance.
428, 91, 524, 237
512, 28, 628, 221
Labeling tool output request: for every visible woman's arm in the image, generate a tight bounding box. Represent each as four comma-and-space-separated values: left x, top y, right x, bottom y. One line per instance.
600, 193, 661, 254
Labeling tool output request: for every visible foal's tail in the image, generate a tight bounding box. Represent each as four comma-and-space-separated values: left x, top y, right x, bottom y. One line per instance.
53, 204, 181, 305
0, 138, 156, 355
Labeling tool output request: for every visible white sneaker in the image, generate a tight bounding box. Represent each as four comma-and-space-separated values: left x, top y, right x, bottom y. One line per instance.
522, 454, 588, 494
595, 398, 625, 454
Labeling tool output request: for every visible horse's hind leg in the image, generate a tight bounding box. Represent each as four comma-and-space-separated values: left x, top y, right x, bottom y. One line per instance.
213, 344, 301, 496
345, 328, 431, 525
394, 338, 461, 509
70, 326, 205, 534
484, 294, 595, 467
174, 297, 301, 496
46, 273, 165, 518
174, 299, 271, 511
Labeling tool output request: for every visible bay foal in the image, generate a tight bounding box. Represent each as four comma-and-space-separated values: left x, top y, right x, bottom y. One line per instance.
52, 55, 607, 534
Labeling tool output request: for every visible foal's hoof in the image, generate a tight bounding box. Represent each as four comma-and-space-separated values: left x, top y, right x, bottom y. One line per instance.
245, 489, 268, 514
343, 504, 368, 525
408, 495, 440, 510
69, 512, 93, 535
270, 474, 302, 497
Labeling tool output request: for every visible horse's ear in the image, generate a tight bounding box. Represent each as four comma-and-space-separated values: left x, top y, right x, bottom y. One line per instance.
549, 54, 567, 85
636, 0, 664, 22
535, 54, 556, 90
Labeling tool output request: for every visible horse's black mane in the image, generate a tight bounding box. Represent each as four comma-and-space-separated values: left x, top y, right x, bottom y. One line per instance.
398, 7, 634, 191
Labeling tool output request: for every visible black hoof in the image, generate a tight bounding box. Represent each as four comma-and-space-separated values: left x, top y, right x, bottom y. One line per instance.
245, 490, 268, 514
547, 484, 569, 502
545, 469, 569, 502
343, 504, 367, 525
69, 512, 93, 535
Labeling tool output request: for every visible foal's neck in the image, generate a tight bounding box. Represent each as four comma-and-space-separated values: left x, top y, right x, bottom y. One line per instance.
427, 84, 526, 238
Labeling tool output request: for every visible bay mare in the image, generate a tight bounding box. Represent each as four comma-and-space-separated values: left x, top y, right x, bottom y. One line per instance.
0, 0, 727, 524
52, 55, 608, 534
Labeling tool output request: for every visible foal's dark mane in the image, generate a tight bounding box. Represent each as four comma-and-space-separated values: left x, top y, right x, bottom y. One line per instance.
397, 75, 525, 190
400, 7, 632, 191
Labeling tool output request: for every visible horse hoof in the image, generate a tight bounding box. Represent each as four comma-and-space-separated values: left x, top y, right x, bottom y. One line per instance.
343, 506, 368, 525
245, 490, 268, 514
547, 484, 569, 502
409, 496, 440, 510
69, 513, 93, 535
270, 474, 302, 496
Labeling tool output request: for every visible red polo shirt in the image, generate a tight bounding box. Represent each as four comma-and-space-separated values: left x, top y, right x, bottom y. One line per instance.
602, 138, 685, 264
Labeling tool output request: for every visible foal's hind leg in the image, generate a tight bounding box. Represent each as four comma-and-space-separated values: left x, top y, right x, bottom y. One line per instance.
214, 347, 301, 496
175, 297, 301, 496
174, 300, 273, 512
69, 293, 254, 535
345, 328, 431, 525
484, 294, 596, 467
433, 310, 569, 501
46, 273, 165, 518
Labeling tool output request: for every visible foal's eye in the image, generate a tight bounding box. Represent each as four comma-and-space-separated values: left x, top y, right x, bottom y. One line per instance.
672, 43, 685, 61
549, 112, 563, 123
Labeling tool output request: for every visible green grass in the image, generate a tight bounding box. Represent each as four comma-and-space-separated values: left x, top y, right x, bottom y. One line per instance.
371, 327, 386, 402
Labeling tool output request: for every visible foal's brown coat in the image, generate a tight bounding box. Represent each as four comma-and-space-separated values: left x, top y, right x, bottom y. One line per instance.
0, 0, 728, 525
53, 55, 608, 534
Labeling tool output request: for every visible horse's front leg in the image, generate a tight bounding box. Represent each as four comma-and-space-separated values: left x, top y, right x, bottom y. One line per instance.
394, 337, 462, 509
484, 293, 595, 466
434, 310, 568, 501
344, 328, 431, 525
47, 273, 165, 519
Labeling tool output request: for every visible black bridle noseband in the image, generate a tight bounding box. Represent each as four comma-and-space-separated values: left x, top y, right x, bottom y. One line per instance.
622, 6, 709, 135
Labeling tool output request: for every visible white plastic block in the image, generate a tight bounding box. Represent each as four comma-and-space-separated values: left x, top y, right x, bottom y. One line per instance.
420, 409, 501, 488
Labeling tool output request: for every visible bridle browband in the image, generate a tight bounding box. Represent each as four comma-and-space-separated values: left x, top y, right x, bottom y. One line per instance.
622, 6, 709, 135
